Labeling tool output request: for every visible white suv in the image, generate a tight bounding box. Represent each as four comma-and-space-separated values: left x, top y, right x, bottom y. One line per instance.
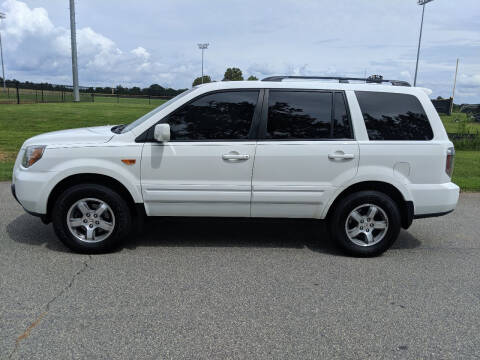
11, 76, 459, 256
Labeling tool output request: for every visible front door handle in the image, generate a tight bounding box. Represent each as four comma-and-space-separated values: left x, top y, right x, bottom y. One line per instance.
328, 152, 355, 160
222, 153, 250, 161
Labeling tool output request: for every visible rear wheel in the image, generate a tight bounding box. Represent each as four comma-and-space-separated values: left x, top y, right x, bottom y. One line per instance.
329, 191, 401, 257
52, 184, 132, 253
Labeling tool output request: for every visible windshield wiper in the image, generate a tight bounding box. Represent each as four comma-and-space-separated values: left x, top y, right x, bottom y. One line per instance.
111, 124, 126, 134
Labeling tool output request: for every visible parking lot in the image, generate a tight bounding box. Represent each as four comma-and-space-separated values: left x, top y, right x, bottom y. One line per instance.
1, 181, 479, 359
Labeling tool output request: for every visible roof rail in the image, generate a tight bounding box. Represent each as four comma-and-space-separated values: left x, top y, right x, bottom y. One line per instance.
261, 75, 411, 87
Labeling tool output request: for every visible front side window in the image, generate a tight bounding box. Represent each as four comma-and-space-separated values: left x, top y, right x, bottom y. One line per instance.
122, 88, 195, 133
165, 91, 259, 141
355, 91, 433, 140
265, 91, 332, 139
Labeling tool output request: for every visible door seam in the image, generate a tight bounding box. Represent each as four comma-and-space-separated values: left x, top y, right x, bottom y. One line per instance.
249, 141, 258, 217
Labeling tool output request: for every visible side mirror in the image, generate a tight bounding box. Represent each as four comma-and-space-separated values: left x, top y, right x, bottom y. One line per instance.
154, 123, 170, 142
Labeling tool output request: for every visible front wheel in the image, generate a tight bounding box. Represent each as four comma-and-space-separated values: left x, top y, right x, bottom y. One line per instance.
52, 184, 132, 253
329, 191, 401, 257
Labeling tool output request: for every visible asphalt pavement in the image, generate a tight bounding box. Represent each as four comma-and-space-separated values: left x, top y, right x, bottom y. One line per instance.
1, 181, 479, 359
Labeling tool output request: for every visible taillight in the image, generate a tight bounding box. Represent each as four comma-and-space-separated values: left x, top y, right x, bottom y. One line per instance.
446, 147, 455, 178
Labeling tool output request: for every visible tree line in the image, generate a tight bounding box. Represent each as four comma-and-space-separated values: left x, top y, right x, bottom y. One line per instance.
0, 78, 188, 97
1, 67, 260, 97
192, 68, 258, 86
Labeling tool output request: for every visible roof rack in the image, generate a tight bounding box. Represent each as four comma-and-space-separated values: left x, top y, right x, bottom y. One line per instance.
261, 75, 411, 87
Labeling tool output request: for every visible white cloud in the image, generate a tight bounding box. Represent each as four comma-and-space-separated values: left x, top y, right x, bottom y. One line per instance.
400, 71, 412, 80
0, 0, 479, 102
2, 0, 54, 41
0, 0, 195, 87
458, 74, 480, 87
131, 46, 150, 60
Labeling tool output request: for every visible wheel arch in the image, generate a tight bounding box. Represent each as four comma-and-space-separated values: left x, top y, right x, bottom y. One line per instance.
324, 181, 414, 229
46, 173, 143, 223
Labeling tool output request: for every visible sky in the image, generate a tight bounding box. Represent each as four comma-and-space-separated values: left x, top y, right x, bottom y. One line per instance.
0, 0, 479, 103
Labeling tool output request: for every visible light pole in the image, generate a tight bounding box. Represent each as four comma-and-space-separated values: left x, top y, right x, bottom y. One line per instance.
450, 58, 459, 115
0, 12, 6, 91
69, 0, 80, 102
414, 0, 434, 87
197, 43, 209, 84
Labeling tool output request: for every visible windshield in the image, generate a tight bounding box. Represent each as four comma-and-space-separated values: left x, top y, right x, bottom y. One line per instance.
121, 88, 196, 133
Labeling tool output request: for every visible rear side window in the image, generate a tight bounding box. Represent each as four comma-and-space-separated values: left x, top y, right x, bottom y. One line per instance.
266, 91, 331, 139
355, 91, 433, 140
165, 90, 259, 140
265, 90, 352, 140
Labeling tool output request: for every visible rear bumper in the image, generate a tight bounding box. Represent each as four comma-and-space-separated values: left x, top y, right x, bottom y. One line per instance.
413, 209, 454, 219
408, 182, 460, 217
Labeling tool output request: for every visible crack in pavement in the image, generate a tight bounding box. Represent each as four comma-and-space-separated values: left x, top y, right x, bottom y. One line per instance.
8, 255, 92, 359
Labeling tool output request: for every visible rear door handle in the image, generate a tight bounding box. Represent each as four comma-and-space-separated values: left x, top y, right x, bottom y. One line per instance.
328, 153, 355, 160
222, 153, 250, 161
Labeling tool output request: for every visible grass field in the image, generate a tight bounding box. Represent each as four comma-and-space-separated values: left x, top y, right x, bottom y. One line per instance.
440, 112, 480, 134
0, 103, 479, 191
452, 151, 480, 191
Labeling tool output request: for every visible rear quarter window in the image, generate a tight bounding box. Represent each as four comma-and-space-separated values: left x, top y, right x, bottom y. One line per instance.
355, 91, 433, 140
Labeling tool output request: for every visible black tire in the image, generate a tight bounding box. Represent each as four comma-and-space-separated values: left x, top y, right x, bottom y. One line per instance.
52, 184, 132, 253
329, 191, 401, 257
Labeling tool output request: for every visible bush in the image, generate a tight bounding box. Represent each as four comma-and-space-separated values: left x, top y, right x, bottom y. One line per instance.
450, 116, 480, 150
452, 137, 480, 151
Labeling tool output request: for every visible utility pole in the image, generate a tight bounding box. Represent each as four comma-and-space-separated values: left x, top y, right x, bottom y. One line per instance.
197, 43, 209, 84
69, 0, 80, 101
414, 0, 434, 87
450, 58, 459, 115
0, 12, 6, 91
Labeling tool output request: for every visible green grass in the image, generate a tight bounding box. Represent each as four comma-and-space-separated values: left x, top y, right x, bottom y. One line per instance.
0, 101, 160, 180
452, 151, 480, 192
0, 161, 13, 181
440, 112, 480, 134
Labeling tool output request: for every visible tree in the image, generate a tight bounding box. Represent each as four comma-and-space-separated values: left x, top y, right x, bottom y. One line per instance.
223, 67, 243, 81
146, 84, 165, 96
192, 75, 212, 86
436, 96, 444, 100
247, 75, 258, 81
116, 85, 126, 94
129, 86, 142, 95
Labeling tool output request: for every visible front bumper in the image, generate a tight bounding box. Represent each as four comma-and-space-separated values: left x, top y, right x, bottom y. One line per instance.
11, 183, 19, 204
12, 164, 57, 215
11, 182, 49, 222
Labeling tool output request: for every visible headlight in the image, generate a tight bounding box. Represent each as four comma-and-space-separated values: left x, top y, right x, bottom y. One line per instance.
22, 145, 46, 168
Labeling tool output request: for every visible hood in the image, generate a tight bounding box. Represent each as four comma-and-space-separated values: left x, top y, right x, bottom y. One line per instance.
22, 125, 115, 148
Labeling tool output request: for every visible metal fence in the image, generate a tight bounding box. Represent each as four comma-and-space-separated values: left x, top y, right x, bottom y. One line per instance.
448, 132, 479, 140
89, 93, 172, 106
460, 104, 480, 122
0, 85, 173, 105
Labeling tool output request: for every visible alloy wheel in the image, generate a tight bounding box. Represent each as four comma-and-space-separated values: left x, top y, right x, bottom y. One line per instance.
344, 203, 389, 247
66, 198, 115, 243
